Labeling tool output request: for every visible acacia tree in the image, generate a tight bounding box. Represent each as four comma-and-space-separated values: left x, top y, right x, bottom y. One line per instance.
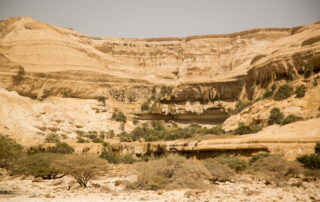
0, 134, 24, 169
55, 155, 108, 187
13, 153, 66, 179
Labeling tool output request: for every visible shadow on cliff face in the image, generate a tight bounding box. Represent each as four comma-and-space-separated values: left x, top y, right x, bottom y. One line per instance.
136, 107, 229, 124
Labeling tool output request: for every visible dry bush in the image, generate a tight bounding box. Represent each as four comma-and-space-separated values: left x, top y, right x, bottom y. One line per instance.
248, 155, 303, 183
205, 155, 248, 172
127, 155, 211, 190
203, 160, 235, 183
54, 154, 108, 187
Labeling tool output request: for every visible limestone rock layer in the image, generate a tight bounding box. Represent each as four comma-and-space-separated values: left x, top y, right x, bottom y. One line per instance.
1, 17, 319, 102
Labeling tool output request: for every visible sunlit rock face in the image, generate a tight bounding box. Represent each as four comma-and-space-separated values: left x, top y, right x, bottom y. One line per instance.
0, 17, 320, 151
0, 17, 301, 98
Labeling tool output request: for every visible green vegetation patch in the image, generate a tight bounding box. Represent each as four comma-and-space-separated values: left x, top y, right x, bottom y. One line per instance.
296, 142, 320, 170
295, 85, 306, 98
112, 108, 127, 123
141, 101, 150, 111
273, 84, 293, 101
281, 115, 301, 125
100, 143, 136, 164
118, 123, 226, 142
263, 91, 273, 99
46, 142, 74, 154
204, 155, 248, 173
0, 134, 24, 169
233, 123, 262, 135
45, 134, 60, 143
268, 108, 284, 125
296, 154, 320, 170
228, 101, 252, 115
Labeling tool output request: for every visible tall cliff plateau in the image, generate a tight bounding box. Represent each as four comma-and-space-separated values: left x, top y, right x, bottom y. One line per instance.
0, 17, 320, 158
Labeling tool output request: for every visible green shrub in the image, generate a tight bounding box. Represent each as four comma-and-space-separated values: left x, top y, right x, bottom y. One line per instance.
45, 134, 60, 143
273, 84, 293, 100
296, 154, 320, 170
27, 145, 45, 155
99, 131, 105, 139
296, 142, 320, 170
250, 155, 303, 183
268, 108, 284, 125
303, 66, 314, 78
206, 155, 248, 172
47, 142, 74, 154
85, 132, 104, 143
97, 96, 106, 105
119, 154, 136, 164
160, 85, 173, 96
107, 130, 115, 139
0, 134, 24, 169
76, 130, 85, 136
318, 106, 320, 111
63, 92, 71, 98
263, 91, 273, 99
112, 109, 127, 123
12, 153, 65, 179
76, 130, 89, 143
205, 125, 226, 135
61, 134, 68, 139
77, 137, 89, 143
132, 119, 139, 125
281, 115, 301, 125
295, 85, 306, 98
249, 153, 270, 165
233, 123, 262, 135
141, 101, 150, 111
100, 145, 136, 164
118, 131, 131, 142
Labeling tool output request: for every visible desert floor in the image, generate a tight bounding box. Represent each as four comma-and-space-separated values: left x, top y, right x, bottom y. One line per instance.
0, 165, 320, 202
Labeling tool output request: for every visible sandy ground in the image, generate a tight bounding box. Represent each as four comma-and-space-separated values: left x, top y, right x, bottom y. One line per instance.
1, 166, 320, 202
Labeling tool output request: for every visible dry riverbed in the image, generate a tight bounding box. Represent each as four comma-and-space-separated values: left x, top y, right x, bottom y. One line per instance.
0, 166, 320, 202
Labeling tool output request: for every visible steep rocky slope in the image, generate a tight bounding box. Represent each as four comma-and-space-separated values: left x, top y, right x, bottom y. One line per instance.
0, 17, 320, 158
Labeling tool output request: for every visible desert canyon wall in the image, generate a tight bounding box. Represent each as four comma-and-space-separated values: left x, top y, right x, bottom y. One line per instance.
0, 17, 320, 158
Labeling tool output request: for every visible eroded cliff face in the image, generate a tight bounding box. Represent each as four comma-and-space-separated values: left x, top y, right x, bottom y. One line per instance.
0, 17, 320, 155
0, 17, 294, 100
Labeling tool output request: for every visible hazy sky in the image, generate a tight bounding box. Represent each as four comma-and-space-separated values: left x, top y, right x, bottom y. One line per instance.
1, 0, 320, 38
